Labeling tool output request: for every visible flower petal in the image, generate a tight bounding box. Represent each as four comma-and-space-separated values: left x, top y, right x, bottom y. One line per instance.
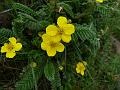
46, 47, 56, 56
80, 70, 85, 76
41, 42, 49, 50
1, 43, 8, 53
56, 43, 64, 52
96, 0, 103, 3
14, 43, 22, 51
6, 52, 16, 58
42, 34, 61, 42
62, 34, 71, 43
77, 62, 82, 68
9, 37, 17, 45
51, 34, 61, 42
57, 16, 67, 28
77, 62, 86, 70
42, 34, 50, 42
76, 68, 80, 73
63, 24, 75, 35
46, 25, 59, 36
1, 46, 6, 53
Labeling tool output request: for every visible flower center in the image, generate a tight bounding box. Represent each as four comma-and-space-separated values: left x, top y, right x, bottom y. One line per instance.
7, 43, 14, 51
50, 42, 57, 47
58, 27, 64, 35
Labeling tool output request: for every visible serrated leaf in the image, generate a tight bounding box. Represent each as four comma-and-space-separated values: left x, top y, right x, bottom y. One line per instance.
57, 2, 74, 18
15, 55, 45, 90
12, 3, 36, 16
76, 24, 96, 41
0, 28, 13, 44
18, 12, 37, 22
44, 62, 55, 81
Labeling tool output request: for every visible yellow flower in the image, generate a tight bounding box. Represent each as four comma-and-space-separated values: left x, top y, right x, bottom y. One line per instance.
1, 37, 22, 58
46, 16, 75, 43
76, 61, 87, 76
96, 0, 104, 3
41, 34, 64, 56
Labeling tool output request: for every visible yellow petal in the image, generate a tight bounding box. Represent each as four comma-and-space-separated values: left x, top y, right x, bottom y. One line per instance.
41, 42, 49, 50
46, 47, 56, 56
46, 25, 59, 36
56, 43, 64, 52
77, 62, 82, 68
80, 70, 85, 76
6, 52, 16, 58
63, 24, 75, 35
57, 16, 67, 28
1, 43, 9, 53
9, 37, 17, 45
13, 43, 22, 51
96, 0, 103, 3
80, 64, 85, 71
42, 34, 50, 42
42, 33, 61, 42
61, 34, 71, 43
76, 68, 80, 73
52, 35, 61, 42
1, 46, 6, 53
77, 62, 85, 70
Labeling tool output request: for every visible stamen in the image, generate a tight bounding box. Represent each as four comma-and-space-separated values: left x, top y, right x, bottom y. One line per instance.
50, 42, 57, 47
58, 28, 63, 35
7, 43, 14, 51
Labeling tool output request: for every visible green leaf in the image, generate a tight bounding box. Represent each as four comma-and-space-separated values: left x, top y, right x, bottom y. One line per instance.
0, 28, 13, 44
57, 2, 74, 18
76, 24, 96, 41
12, 3, 36, 16
15, 53, 45, 90
44, 62, 55, 81
18, 12, 37, 22
51, 66, 61, 90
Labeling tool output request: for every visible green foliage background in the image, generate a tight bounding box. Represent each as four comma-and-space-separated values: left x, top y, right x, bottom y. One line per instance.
0, 0, 120, 90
